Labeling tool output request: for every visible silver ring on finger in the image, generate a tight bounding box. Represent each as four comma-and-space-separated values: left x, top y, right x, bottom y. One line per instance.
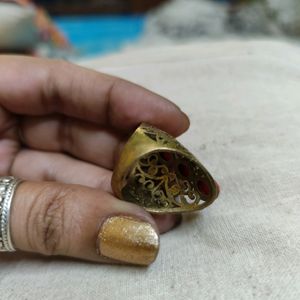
0, 176, 22, 252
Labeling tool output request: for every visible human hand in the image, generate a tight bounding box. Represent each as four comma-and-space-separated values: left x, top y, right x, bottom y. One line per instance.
0, 56, 189, 265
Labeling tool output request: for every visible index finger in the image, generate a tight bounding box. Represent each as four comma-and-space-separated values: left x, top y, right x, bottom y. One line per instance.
0, 55, 189, 136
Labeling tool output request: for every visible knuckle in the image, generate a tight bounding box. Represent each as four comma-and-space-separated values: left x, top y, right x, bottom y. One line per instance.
42, 59, 71, 113
28, 184, 70, 256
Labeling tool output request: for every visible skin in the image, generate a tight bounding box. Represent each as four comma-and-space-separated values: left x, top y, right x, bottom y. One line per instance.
0, 55, 190, 263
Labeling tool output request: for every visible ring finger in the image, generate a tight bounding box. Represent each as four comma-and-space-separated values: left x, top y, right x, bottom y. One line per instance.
11, 149, 113, 192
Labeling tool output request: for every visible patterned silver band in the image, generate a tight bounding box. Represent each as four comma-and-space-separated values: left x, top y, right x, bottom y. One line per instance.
0, 176, 22, 252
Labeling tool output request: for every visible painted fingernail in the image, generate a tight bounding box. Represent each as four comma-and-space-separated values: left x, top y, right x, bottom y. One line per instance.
97, 216, 159, 266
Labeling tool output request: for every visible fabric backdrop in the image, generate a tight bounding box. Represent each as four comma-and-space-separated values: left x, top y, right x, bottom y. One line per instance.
0, 40, 299, 299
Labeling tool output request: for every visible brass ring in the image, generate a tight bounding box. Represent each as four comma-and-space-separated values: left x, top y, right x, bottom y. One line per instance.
112, 123, 219, 214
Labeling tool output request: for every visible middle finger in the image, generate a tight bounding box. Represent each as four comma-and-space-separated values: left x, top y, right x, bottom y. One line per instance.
20, 115, 125, 170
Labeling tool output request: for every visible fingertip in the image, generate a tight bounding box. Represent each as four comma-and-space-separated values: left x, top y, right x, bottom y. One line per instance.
110, 79, 190, 137
153, 96, 190, 137
176, 109, 190, 136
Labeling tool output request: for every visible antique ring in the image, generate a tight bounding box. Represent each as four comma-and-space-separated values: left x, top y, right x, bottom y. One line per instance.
0, 176, 22, 252
112, 123, 219, 214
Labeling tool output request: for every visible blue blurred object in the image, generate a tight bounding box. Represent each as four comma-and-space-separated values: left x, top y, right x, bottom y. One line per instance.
54, 15, 145, 57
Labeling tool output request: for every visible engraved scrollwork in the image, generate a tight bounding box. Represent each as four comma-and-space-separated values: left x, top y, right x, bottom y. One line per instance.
115, 123, 218, 212
123, 152, 208, 209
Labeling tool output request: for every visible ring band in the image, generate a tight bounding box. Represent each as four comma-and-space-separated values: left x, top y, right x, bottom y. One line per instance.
0, 176, 22, 252
112, 123, 219, 213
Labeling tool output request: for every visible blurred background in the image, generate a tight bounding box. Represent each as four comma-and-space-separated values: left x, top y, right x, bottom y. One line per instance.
1, 0, 300, 58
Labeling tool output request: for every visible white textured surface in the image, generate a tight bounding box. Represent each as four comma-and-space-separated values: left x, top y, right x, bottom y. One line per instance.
1, 40, 300, 299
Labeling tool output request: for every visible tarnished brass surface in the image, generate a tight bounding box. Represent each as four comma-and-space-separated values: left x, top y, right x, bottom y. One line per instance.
111, 123, 219, 213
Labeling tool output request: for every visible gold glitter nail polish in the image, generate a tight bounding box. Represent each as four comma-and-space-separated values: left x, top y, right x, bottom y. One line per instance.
97, 216, 159, 266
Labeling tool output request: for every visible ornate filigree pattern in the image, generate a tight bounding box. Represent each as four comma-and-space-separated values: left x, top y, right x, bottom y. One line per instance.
113, 123, 219, 213
122, 152, 211, 210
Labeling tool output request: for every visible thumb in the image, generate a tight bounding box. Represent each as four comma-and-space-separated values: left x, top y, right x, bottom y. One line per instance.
11, 181, 159, 266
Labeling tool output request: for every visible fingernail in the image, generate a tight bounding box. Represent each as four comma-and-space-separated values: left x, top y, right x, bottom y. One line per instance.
97, 216, 159, 266
215, 181, 220, 197
182, 111, 190, 130
181, 109, 189, 118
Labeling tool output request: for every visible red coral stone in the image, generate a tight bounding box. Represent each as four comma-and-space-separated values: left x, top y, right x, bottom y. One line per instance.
160, 152, 173, 161
178, 163, 190, 177
197, 180, 211, 196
